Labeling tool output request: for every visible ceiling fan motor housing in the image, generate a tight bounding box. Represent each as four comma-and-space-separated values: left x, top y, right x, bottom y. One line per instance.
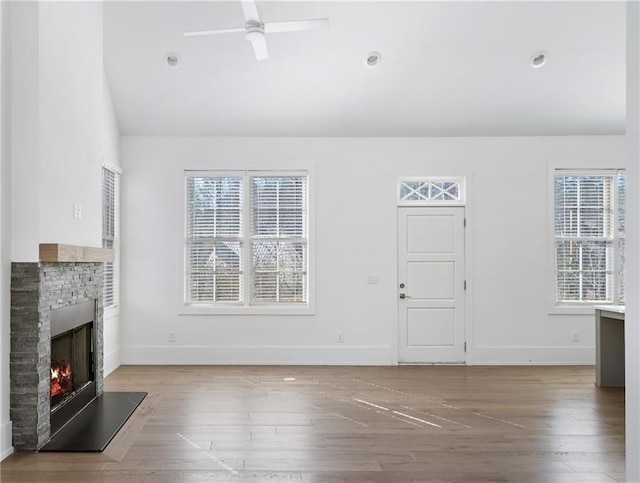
245, 23, 265, 42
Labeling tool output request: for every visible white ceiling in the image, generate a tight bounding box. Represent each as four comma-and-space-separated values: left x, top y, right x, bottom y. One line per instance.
103, 1, 626, 137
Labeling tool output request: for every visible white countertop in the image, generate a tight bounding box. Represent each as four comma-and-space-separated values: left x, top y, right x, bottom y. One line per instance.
594, 305, 625, 314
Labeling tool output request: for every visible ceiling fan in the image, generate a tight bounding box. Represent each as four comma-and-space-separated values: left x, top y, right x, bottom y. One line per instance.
183, 0, 329, 61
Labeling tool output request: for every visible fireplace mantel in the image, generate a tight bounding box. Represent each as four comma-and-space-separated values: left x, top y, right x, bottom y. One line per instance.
39, 243, 114, 263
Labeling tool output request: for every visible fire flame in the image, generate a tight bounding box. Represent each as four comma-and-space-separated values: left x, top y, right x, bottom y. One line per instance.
51, 361, 74, 397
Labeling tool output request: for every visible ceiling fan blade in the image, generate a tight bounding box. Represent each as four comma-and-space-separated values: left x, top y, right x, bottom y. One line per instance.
240, 0, 261, 23
249, 33, 269, 60
264, 18, 330, 34
183, 27, 245, 37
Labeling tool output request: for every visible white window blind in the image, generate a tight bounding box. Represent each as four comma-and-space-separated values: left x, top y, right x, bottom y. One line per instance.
617, 174, 626, 304
554, 171, 625, 304
102, 166, 120, 309
185, 172, 309, 307
251, 176, 307, 303
186, 176, 243, 303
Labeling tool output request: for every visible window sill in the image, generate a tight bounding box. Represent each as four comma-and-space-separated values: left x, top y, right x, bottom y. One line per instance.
103, 305, 120, 320
549, 304, 610, 316
179, 304, 315, 316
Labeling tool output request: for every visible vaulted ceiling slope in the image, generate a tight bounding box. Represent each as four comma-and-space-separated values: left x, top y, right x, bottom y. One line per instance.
104, 1, 626, 137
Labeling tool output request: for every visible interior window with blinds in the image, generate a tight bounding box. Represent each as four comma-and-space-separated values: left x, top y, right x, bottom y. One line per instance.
185, 172, 308, 307
554, 170, 625, 305
102, 166, 120, 309
251, 177, 307, 303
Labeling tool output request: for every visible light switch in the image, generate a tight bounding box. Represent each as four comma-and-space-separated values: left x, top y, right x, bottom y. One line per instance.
73, 203, 83, 219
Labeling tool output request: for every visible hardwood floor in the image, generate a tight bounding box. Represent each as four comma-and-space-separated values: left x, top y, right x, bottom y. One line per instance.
0, 365, 625, 482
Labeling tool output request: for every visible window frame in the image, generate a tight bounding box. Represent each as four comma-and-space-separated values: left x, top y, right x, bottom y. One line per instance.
550, 167, 625, 314
397, 176, 467, 206
102, 158, 122, 318
180, 169, 315, 316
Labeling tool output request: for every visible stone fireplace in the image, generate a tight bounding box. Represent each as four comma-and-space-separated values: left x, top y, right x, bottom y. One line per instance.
10, 258, 105, 451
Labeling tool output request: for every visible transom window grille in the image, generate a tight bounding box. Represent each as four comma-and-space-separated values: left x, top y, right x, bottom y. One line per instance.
554, 170, 625, 305
185, 172, 308, 307
102, 165, 120, 309
398, 177, 466, 205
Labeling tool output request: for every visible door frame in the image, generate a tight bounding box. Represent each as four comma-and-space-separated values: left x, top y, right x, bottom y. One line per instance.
392, 177, 473, 365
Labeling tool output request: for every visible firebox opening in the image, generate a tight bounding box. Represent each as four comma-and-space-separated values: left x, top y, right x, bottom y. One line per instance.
50, 320, 94, 412
49, 300, 97, 435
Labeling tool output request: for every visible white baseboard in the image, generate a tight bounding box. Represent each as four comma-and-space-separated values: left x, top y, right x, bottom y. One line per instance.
468, 346, 595, 365
121, 345, 393, 365
104, 348, 122, 377
1, 420, 13, 461
121, 345, 594, 366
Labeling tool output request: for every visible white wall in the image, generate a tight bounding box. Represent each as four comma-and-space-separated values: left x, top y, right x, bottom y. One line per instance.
10, 1, 105, 262
625, 1, 639, 480
120, 136, 625, 366
10, 1, 39, 262
38, 1, 104, 249
102, 74, 122, 376
0, 0, 12, 461
102, 73, 120, 167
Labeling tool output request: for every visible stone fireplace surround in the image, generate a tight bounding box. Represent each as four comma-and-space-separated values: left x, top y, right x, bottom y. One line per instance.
10, 261, 105, 451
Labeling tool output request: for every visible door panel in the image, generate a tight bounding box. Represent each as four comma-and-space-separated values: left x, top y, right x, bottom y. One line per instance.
407, 308, 456, 346
407, 262, 455, 300
407, 215, 455, 254
398, 206, 465, 363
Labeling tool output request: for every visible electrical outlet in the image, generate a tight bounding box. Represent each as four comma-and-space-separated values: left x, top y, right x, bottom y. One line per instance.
168, 330, 176, 342
368, 274, 378, 284
337, 332, 344, 343
572, 331, 580, 343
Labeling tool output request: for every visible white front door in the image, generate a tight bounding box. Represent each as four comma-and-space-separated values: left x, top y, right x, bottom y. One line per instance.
398, 206, 465, 363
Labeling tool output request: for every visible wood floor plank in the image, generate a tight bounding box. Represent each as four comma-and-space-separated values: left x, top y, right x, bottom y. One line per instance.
102, 391, 159, 462
300, 471, 509, 482
0, 365, 626, 482
0, 470, 304, 482
495, 472, 619, 483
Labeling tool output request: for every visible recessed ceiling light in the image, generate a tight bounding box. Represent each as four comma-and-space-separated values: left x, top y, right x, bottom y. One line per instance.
165, 52, 180, 68
365, 51, 382, 68
529, 51, 548, 68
